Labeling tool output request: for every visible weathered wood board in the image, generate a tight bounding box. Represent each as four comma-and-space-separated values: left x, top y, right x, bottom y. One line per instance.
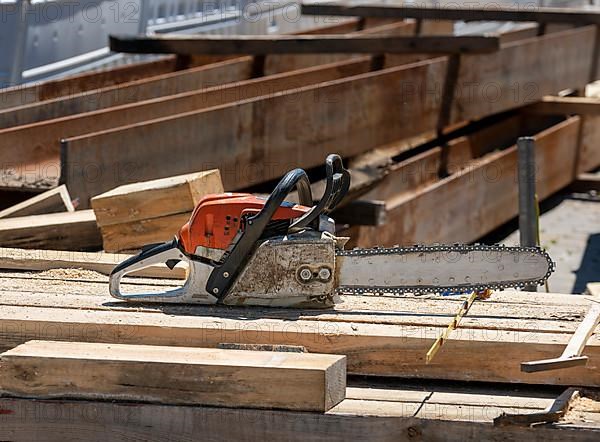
109, 34, 500, 56
0, 56, 180, 110
353, 115, 581, 247
0, 340, 346, 412
0, 210, 101, 251
92, 169, 223, 226
0, 57, 255, 130
0, 382, 598, 441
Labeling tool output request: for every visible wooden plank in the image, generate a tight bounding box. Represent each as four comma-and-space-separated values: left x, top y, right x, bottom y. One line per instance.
60, 27, 593, 207
301, 2, 600, 25
0, 57, 372, 194
0, 279, 590, 335
0, 247, 185, 279
99, 212, 191, 253
527, 96, 600, 115
264, 19, 416, 75
0, 289, 599, 386
109, 34, 501, 55
0, 57, 255, 130
0, 209, 101, 251
451, 26, 595, 123
91, 170, 223, 227
353, 116, 581, 247
0, 392, 597, 442
578, 116, 600, 173
0, 185, 74, 219
0, 341, 346, 412
0, 56, 179, 110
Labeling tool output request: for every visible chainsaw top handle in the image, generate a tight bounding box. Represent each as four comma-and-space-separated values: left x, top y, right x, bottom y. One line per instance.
205, 154, 350, 301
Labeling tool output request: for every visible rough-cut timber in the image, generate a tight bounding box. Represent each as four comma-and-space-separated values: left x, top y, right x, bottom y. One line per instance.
0, 57, 255, 130
99, 212, 190, 253
526, 96, 600, 174
0, 56, 180, 110
1, 383, 598, 442
0, 210, 101, 251
301, 2, 600, 25
59, 26, 594, 207
92, 170, 223, 227
0, 185, 74, 219
353, 116, 581, 247
0, 268, 598, 387
0, 341, 346, 412
450, 26, 595, 123
0, 247, 185, 279
109, 34, 501, 55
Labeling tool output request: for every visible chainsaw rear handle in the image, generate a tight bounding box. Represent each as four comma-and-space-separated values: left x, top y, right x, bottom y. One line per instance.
109, 239, 189, 301
206, 154, 350, 301
291, 154, 350, 229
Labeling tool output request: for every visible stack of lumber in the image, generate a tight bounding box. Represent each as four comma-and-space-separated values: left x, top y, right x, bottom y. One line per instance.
0, 185, 102, 251
0, 266, 598, 440
91, 169, 223, 252
0, 266, 597, 386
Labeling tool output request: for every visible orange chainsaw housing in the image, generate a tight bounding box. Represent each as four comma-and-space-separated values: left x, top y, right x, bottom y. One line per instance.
178, 193, 310, 255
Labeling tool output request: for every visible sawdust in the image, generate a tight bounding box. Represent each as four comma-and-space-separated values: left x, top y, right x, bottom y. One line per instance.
563, 390, 600, 423
35, 268, 106, 281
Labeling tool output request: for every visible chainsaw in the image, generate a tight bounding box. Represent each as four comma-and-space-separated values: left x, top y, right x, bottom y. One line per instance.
109, 154, 554, 308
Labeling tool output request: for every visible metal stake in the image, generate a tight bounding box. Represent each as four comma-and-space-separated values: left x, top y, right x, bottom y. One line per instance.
517, 137, 538, 292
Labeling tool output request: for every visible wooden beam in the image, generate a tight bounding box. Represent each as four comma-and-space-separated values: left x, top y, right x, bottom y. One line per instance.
110, 34, 501, 55
353, 116, 581, 247
99, 212, 190, 253
450, 26, 594, 123
91, 170, 223, 227
0, 341, 346, 412
526, 96, 600, 115
0, 185, 74, 219
60, 27, 594, 207
0, 56, 180, 111
0, 57, 255, 130
0, 209, 101, 251
301, 2, 600, 25
0, 247, 185, 279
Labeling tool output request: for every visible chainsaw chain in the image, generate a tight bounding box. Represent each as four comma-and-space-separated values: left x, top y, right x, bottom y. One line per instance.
335, 243, 555, 296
